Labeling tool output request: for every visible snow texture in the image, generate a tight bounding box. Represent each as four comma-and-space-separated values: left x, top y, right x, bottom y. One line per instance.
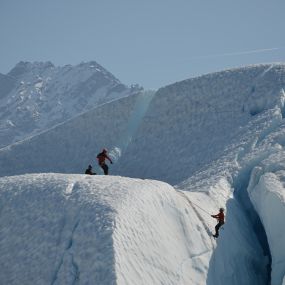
115, 64, 285, 184
0, 174, 212, 285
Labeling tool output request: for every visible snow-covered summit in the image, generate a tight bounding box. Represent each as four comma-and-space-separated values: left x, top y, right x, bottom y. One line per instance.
0, 61, 142, 148
7, 61, 55, 78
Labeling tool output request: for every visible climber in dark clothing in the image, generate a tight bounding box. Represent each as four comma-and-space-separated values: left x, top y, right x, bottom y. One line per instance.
85, 165, 96, 175
97, 148, 113, 175
211, 208, 225, 238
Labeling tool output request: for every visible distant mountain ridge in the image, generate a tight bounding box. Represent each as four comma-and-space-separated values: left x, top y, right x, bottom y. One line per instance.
0, 61, 142, 148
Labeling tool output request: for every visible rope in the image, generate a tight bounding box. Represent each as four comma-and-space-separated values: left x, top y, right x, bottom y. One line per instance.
176, 191, 214, 238
187, 200, 212, 216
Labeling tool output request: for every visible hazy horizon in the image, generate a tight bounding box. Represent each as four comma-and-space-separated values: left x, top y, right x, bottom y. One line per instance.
1, 0, 285, 89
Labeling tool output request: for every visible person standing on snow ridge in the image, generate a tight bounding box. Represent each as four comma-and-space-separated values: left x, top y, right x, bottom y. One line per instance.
97, 148, 113, 175
211, 208, 225, 238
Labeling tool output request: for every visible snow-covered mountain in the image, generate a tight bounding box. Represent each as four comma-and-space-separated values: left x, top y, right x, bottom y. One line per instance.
1, 63, 285, 284
0, 61, 142, 148
115, 64, 285, 184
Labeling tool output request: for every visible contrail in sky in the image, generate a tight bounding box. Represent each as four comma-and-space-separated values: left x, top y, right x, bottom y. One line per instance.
190, 47, 284, 60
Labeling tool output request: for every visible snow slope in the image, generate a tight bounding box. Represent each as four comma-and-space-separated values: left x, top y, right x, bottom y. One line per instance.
0, 174, 214, 285
115, 64, 285, 184
0, 93, 151, 176
0, 61, 142, 148
1, 63, 285, 284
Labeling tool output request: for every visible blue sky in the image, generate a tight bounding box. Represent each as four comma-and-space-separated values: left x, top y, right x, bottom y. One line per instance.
0, 0, 285, 89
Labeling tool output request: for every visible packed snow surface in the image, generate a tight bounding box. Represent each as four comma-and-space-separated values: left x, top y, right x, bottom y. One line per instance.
0, 174, 215, 285
1, 63, 285, 284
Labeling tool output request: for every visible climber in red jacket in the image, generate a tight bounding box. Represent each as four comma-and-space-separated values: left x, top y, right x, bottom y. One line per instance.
97, 148, 113, 175
211, 208, 225, 238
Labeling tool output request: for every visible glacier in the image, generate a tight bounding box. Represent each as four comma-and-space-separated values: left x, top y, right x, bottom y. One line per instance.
0, 63, 285, 284
0, 174, 213, 285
